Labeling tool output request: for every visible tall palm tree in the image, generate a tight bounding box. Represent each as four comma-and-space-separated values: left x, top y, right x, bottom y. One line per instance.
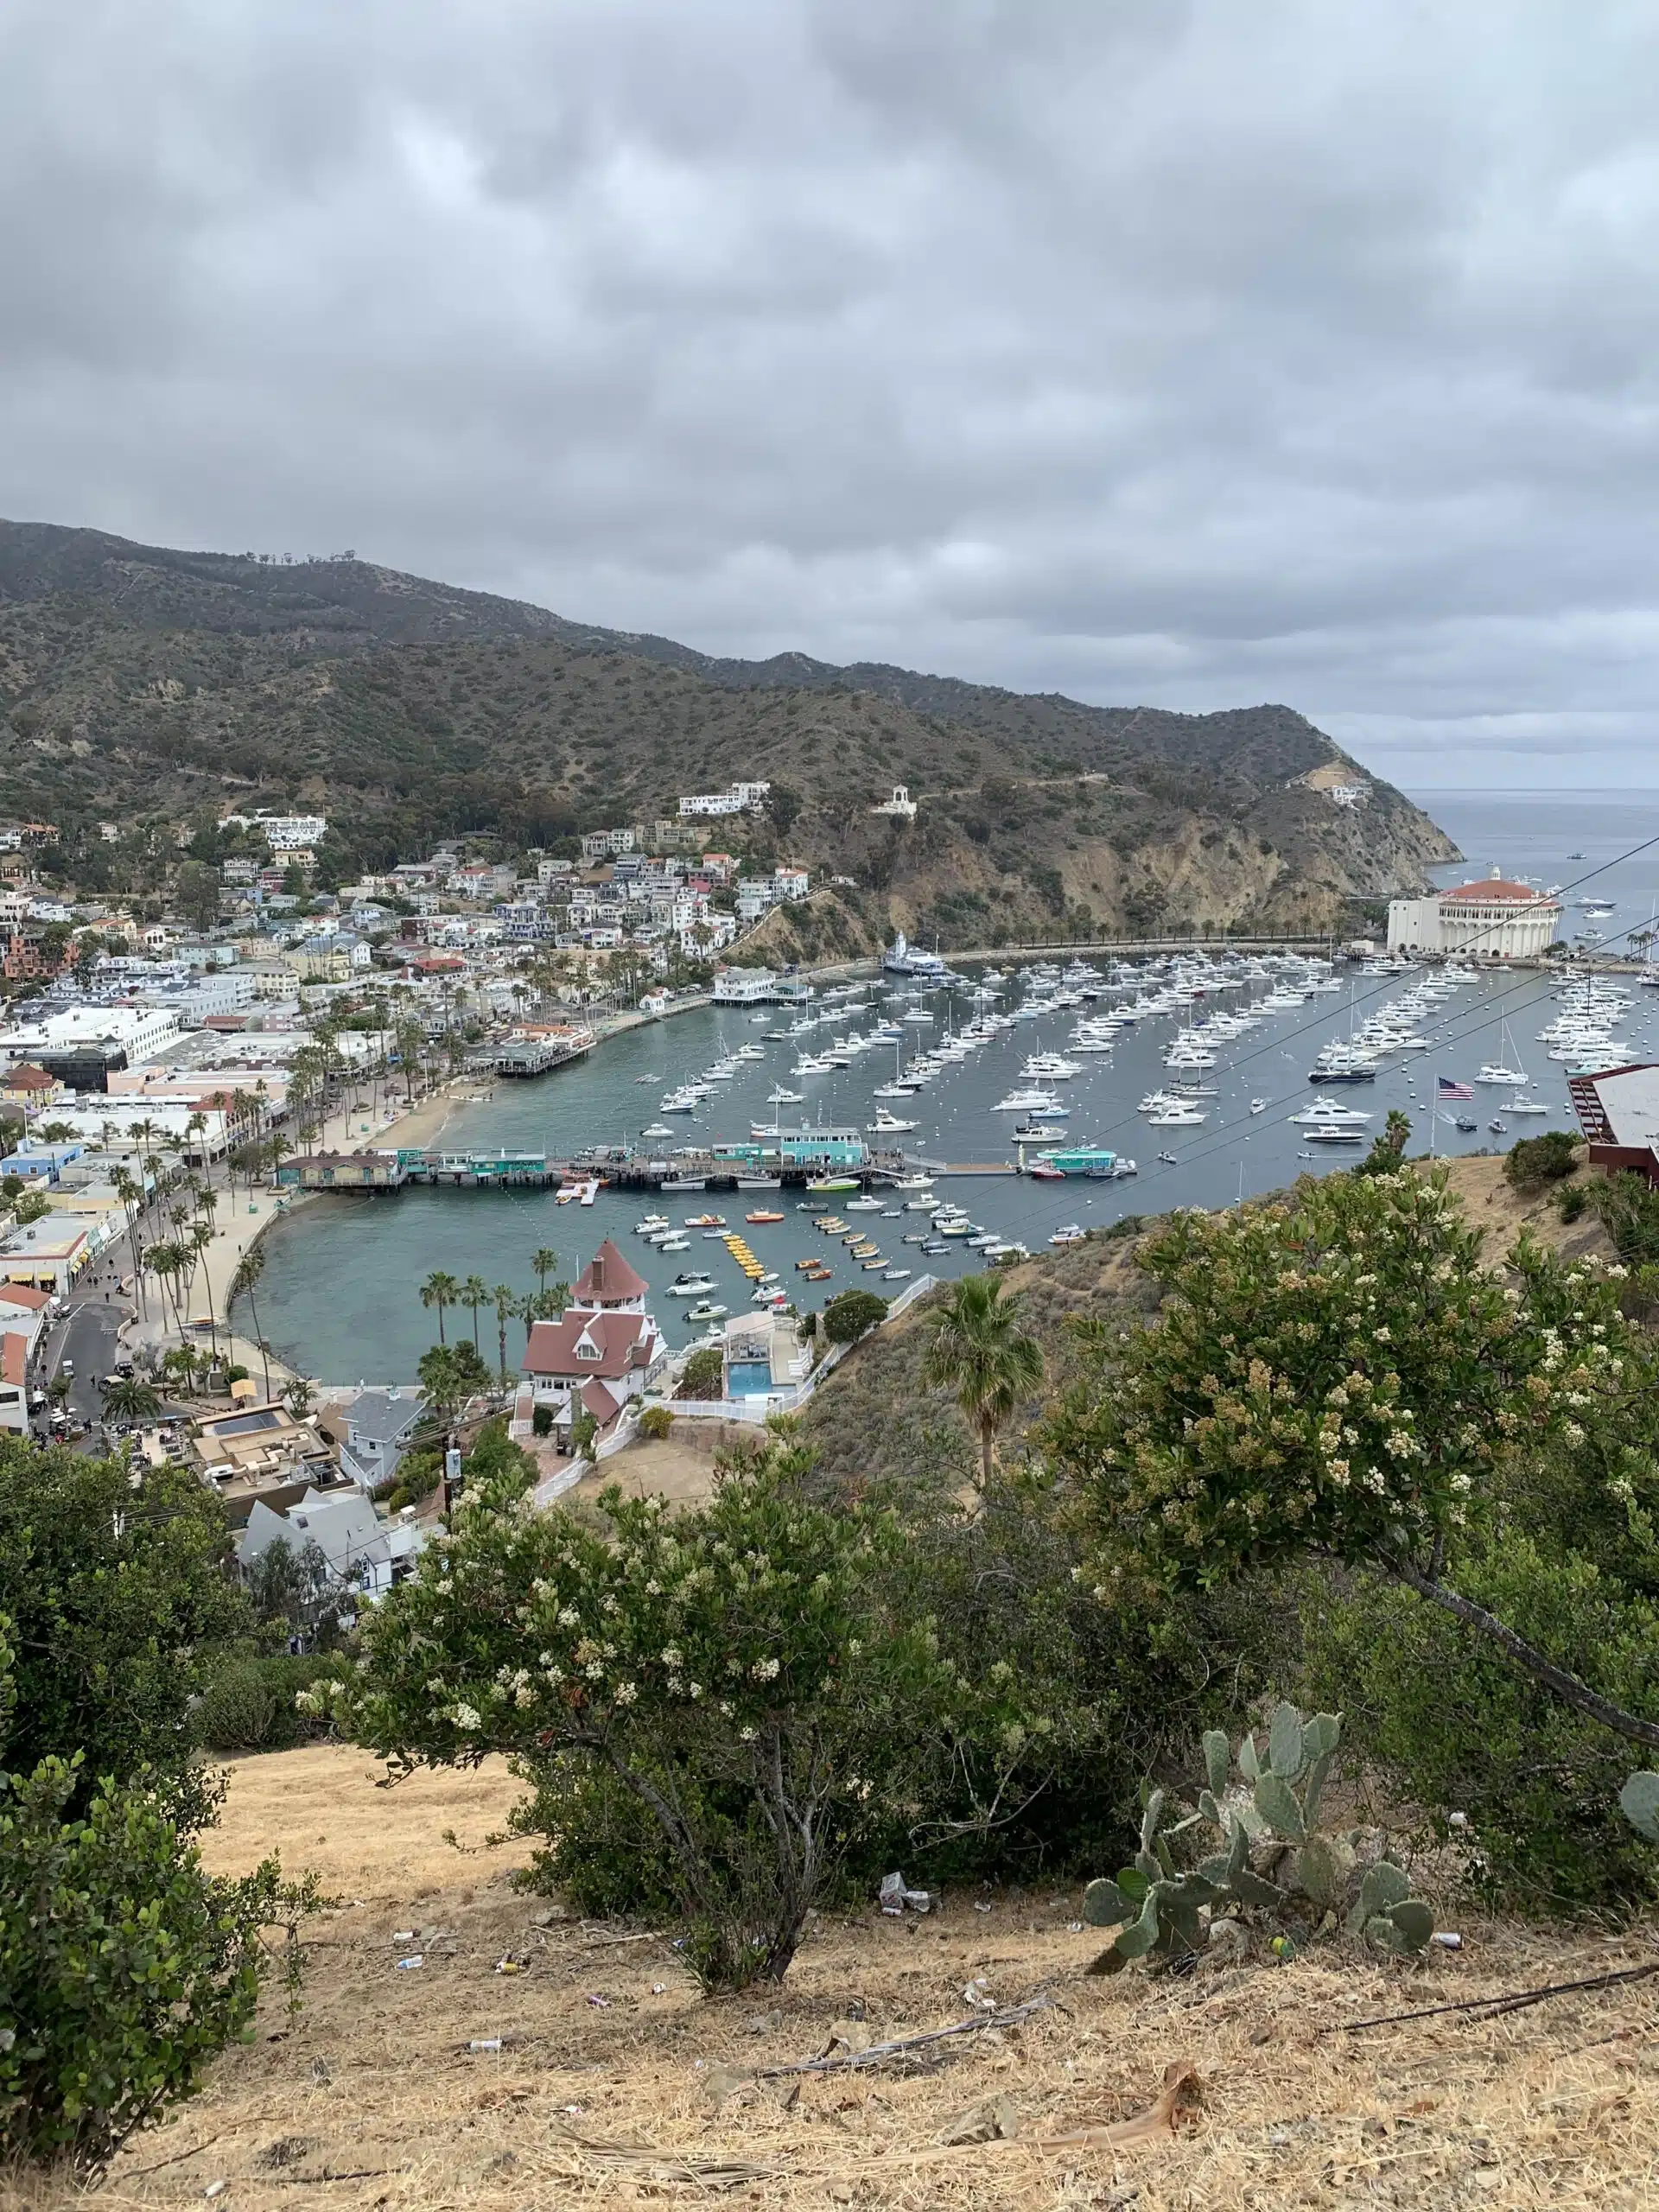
460, 1274, 490, 1353
491, 1283, 518, 1390
228, 1243, 274, 1405
922, 1274, 1045, 1492
420, 1269, 460, 1345
531, 1246, 558, 1295
100, 1374, 162, 1427
189, 1222, 219, 1366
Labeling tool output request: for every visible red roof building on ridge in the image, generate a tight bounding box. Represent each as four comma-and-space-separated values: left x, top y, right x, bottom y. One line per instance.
571, 1237, 648, 1308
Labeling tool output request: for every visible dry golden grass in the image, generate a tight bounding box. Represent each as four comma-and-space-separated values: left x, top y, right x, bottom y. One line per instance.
11, 1746, 1644, 2211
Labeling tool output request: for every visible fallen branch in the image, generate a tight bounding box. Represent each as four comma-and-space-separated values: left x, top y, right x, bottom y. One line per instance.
1341, 1959, 1659, 2034
756, 1993, 1057, 2079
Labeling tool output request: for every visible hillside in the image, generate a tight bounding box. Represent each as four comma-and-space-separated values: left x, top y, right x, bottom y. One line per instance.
801, 1152, 1611, 1491
0, 518, 1458, 943
23, 1742, 1647, 2211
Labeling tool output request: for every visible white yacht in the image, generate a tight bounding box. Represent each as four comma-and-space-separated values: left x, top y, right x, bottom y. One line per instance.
867, 1109, 918, 1134
1291, 1099, 1374, 1128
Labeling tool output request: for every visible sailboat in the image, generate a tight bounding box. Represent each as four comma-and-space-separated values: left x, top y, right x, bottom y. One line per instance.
1476, 1020, 1528, 1087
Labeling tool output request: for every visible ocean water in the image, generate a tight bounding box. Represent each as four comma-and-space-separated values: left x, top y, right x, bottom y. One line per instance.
256, 790, 1659, 1384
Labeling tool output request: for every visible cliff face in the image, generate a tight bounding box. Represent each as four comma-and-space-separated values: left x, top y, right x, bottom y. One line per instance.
0, 518, 1455, 937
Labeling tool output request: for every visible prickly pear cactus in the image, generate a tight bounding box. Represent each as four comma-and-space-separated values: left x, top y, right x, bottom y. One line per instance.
1619, 1770, 1659, 1842
1083, 1702, 1438, 1972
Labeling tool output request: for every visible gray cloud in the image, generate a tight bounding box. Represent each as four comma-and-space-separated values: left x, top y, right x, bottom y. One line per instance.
3, 0, 1656, 785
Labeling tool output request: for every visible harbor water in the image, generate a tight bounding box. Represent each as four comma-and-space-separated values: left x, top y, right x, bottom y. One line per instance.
256, 790, 1659, 1384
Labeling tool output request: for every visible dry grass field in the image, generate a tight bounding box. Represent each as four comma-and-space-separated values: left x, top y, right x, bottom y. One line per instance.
19, 1744, 1654, 2212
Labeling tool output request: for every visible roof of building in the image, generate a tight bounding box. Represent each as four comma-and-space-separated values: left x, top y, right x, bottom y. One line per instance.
341, 1386, 425, 1446
1567, 1063, 1659, 1150
0, 1283, 51, 1312
1440, 879, 1557, 905
2, 1063, 58, 1091
524, 1306, 659, 1380
572, 1238, 648, 1305
1, 1335, 25, 1387
579, 1376, 623, 1425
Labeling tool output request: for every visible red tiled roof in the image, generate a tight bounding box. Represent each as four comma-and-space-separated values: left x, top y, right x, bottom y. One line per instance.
525, 1308, 657, 1381
0, 1283, 50, 1311
1440, 880, 1555, 905
579, 1377, 622, 1426
1, 1334, 26, 1387
571, 1238, 648, 1305
2, 1063, 57, 1091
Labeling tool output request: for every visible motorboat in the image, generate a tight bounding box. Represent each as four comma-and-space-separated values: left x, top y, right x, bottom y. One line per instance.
1504, 1094, 1550, 1116
844, 1195, 885, 1211
1156, 1150, 1179, 1166
1291, 1100, 1373, 1128
683, 1212, 727, 1227
686, 1301, 728, 1322
867, 1109, 918, 1134
882, 1267, 912, 1281
745, 1209, 785, 1224
1249, 1099, 1268, 1115
1050, 1224, 1086, 1246
633, 1213, 671, 1236
893, 1173, 935, 1191
658, 1235, 690, 1253
667, 1273, 717, 1296
1303, 1127, 1367, 1145
1012, 1120, 1065, 1140
641, 1123, 675, 1139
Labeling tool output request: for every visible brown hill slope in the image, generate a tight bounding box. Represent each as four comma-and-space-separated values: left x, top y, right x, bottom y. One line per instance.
0, 518, 1457, 941
20, 1741, 1647, 2212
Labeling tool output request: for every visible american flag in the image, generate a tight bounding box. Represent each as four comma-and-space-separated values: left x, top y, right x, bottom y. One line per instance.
1437, 1075, 1474, 1102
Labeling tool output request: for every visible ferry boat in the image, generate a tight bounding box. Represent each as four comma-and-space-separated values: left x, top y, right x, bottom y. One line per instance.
1028, 1144, 1122, 1177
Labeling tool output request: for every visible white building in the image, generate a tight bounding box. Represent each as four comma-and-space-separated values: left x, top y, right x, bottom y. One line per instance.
580, 828, 635, 858
1387, 871, 1562, 959
870, 785, 918, 821
677, 782, 770, 818
0, 1003, 183, 1073
714, 965, 782, 1003
222, 811, 328, 851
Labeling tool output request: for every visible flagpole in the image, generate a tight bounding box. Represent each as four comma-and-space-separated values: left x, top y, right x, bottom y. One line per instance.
1430, 1082, 1438, 1160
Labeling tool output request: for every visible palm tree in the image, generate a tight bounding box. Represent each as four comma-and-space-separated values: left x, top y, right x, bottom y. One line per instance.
228, 1243, 274, 1404
922, 1274, 1045, 1492
189, 1222, 219, 1366
531, 1246, 558, 1295
420, 1269, 459, 1345
99, 1374, 162, 1427
491, 1283, 518, 1390
460, 1274, 490, 1353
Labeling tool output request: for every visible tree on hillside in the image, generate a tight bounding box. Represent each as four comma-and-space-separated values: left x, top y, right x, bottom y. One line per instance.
922, 1274, 1044, 1491
1044, 1165, 1659, 1751
821, 1288, 889, 1345
174, 860, 222, 933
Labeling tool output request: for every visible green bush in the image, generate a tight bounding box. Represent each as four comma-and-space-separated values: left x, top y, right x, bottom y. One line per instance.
192, 1656, 334, 1754
821, 1288, 889, 1344
677, 1344, 724, 1400
1503, 1129, 1580, 1189
1592, 1169, 1659, 1268
0, 1437, 249, 1829
327, 1443, 1054, 1991
1555, 1180, 1589, 1224
1303, 1538, 1659, 1911
0, 1754, 315, 2176
531, 1402, 554, 1438
637, 1403, 673, 1440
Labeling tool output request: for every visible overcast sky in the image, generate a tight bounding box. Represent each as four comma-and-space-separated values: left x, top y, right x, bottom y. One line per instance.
3, 2, 1656, 790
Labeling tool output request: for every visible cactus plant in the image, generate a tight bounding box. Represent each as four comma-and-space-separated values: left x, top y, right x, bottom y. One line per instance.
1619, 1770, 1659, 1843
1083, 1702, 1438, 1973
